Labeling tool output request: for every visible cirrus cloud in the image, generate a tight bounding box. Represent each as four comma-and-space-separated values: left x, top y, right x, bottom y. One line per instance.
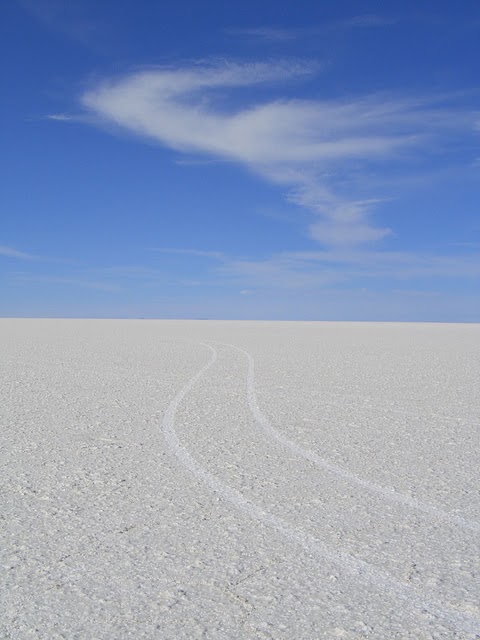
0, 245, 37, 260
81, 61, 478, 248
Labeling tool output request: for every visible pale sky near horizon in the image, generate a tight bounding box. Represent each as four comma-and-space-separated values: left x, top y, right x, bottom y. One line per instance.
1, 0, 479, 321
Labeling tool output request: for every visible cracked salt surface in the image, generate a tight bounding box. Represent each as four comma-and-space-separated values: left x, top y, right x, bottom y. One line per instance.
1, 319, 479, 639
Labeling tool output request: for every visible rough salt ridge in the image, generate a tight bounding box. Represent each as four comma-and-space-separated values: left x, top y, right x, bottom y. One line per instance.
1, 319, 479, 639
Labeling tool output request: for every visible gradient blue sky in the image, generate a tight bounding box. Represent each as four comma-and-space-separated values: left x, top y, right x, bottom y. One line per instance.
1, 0, 479, 320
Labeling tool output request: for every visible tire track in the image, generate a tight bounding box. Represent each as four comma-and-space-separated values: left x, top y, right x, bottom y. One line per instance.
161, 341, 480, 636
209, 340, 480, 534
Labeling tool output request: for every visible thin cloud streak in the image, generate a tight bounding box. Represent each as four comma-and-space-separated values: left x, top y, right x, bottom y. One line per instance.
46, 113, 75, 121
5, 246, 478, 307
337, 14, 397, 29
150, 245, 480, 290
9, 273, 122, 292
151, 248, 226, 260
219, 248, 480, 289
81, 61, 479, 248
226, 27, 299, 42
227, 16, 397, 43
0, 245, 37, 260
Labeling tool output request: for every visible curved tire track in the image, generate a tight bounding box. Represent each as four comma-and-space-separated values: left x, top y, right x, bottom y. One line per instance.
161, 341, 480, 635
209, 340, 480, 534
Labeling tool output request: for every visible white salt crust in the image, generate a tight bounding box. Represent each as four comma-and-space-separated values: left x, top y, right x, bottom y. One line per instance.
1, 319, 479, 639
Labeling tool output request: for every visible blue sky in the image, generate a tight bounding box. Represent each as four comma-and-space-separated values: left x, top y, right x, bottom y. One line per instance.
1, 0, 479, 321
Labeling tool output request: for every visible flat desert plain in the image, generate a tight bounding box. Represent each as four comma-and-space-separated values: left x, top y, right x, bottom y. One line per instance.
1, 319, 479, 639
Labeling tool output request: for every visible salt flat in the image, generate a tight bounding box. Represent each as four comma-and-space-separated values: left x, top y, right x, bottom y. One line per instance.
1, 319, 479, 639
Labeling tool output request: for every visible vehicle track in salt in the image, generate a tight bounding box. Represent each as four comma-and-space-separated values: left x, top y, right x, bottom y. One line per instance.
207, 340, 480, 535
161, 341, 480, 636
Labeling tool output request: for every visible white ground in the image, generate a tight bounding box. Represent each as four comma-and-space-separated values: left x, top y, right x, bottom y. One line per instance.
1, 319, 479, 640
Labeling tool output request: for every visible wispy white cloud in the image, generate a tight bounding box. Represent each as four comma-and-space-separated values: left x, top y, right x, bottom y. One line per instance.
141, 242, 480, 294
219, 247, 480, 289
173, 157, 220, 167
0, 245, 37, 260
91, 246, 480, 291
287, 184, 392, 246
450, 241, 480, 248
46, 113, 75, 121
219, 257, 344, 289
226, 27, 299, 42
86, 265, 164, 278
337, 14, 397, 29
225, 26, 302, 42
151, 247, 225, 260
292, 249, 480, 279
227, 16, 396, 43
9, 273, 121, 292
81, 61, 478, 248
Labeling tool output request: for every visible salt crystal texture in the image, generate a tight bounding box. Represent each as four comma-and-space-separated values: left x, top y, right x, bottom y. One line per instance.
1, 319, 479, 639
